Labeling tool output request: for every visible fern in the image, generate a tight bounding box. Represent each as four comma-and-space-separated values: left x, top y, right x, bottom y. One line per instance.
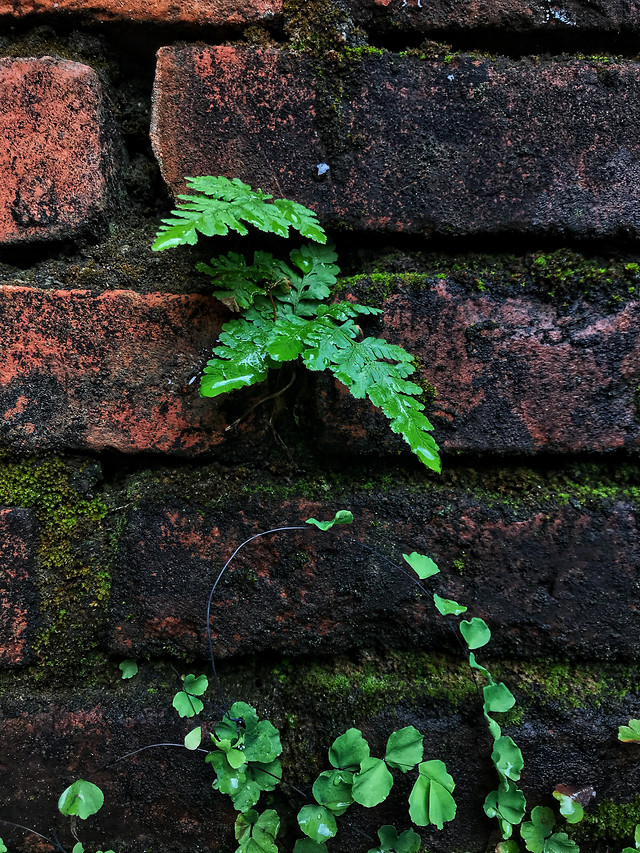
153, 177, 441, 472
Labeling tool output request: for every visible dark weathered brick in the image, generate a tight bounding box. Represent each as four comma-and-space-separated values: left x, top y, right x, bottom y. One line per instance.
0, 508, 38, 666
0, 58, 116, 245
0, 0, 281, 25
152, 47, 640, 239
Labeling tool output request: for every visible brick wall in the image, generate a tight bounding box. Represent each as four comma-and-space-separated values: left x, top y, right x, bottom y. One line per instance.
0, 3, 639, 852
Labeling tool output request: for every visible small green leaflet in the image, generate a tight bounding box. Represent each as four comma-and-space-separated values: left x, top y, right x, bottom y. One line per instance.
384, 726, 424, 772
312, 769, 354, 814
622, 824, 640, 852
328, 728, 370, 771
484, 682, 516, 714
352, 757, 394, 808
618, 719, 640, 742
119, 659, 138, 679
496, 842, 520, 853
491, 736, 524, 782
294, 840, 327, 853
402, 552, 439, 579
0, 840, 6, 853
433, 593, 467, 616
459, 617, 491, 649
552, 792, 584, 824
366, 826, 421, 853
184, 726, 202, 750
58, 780, 105, 820
235, 808, 280, 853
72, 845, 84, 853
173, 691, 203, 717
521, 806, 556, 853
408, 760, 456, 829
152, 176, 327, 251
483, 780, 526, 834
297, 804, 338, 843
306, 510, 354, 531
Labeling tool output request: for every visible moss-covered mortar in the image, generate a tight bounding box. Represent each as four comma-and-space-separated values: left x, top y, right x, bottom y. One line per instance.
0, 453, 111, 678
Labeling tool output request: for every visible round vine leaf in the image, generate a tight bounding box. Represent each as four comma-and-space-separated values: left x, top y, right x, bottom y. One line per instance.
352, 757, 393, 808
459, 617, 491, 649
173, 691, 204, 718
247, 759, 283, 792
312, 770, 354, 814
243, 719, 282, 763
484, 682, 516, 714
183, 673, 208, 696
72, 844, 84, 853
58, 780, 104, 820
297, 805, 338, 843
545, 832, 580, 853
491, 736, 524, 782
433, 594, 467, 616
402, 552, 439, 579
328, 728, 370, 771
119, 659, 138, 679
408, 761, 456, 829
483, 780, 526, 828
231, 780, 262, 813
521, 805, 555, 853
385, 726, 424, 772
184, 726, 202, 751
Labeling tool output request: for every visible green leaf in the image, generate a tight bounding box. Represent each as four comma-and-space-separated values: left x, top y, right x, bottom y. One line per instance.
367, 826, 421, 853
485, 711, 502, 741
232, 780, 262, 813
152, 176, 326, 251
491, 737, 524, 782
216, 703, 259, 742
312, 769, 354, 815
206, 750, 248, 796
328, 728, 370, 771
235, 808, 280, 853
306, 510, 354, 531
484, 682, 516, 714
497, 842, 520, 853
459, 617, 491, 649
636, 823, 640, 846
297, 805, 338, 843
58, 780, 105, 820
247, 759, 283, 792
243, 719, 282, 764
402, 552, 439, 579
483, 780, 526, 833
352, 756, 394, 808
545, 832, 580, 853
618, 720, 640, 742
184, 726, 202, 750
433, 593, 467, 616
119, 659, 138, 679
173, 691, 204, 718
552, 792, 584, 824
183, 673, 208, 696
408, 760, 456, 829
0, 841, 7, 853
469, 652, 489, 674
72, 844, 84, 853
384, 726, 424, 772
294, 839, 327, 852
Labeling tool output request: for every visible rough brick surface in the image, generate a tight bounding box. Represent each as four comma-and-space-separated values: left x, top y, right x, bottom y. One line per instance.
0, 287, 228, 454
0, 58, 115, 245
108, 490, 640, 661
351, 0, 640, 33
0, 0, 281, 25
0, 508, 38, 666
152, 48, 640, 239
320, 280, 640, 455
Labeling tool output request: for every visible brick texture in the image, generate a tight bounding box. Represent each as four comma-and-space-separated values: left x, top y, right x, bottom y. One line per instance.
0, 58, 115, 245
108, 491, 640, 661
0, 0, 281, 25
152, 48, 640, 239
319, 279, 640, 455
0, 508, 38, 666
350, 0, 640, 33
0, 287, 227, 454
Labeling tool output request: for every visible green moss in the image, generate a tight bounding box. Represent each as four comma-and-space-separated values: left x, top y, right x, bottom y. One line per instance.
0, 453, 109, 675
577, 796, 640, 843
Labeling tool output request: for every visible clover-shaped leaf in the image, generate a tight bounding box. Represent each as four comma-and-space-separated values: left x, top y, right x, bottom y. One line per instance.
352, 757, 394, 808
385, 726, 423, 772
235, 808, 280, 853
298, 805, 338, 843
329, 728, 370, 771
366, 825, 421, 853
408, 760, 456, 829
58, 780, 104, 820
460, 617, 491, 649
619, 720, 640, 742
521, 805, 555, 853
402, 552, 439, 579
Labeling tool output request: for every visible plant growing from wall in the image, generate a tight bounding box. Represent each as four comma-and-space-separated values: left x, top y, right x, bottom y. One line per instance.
152, 176, 440, 473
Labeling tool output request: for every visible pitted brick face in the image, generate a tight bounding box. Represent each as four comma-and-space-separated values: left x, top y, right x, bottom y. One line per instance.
0, 58, 114, 245
152, 47, 640, 239
0, 508, 38, 666
0, 0, 281, 24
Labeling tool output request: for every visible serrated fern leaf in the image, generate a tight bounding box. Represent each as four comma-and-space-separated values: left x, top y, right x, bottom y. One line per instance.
201, 315, 274, 397
152, 176, 326, 251
300, 325, 440, 472
197, 251, 290, 311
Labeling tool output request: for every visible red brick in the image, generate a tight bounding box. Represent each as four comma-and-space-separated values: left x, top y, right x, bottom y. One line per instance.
0, 58, 115, 245
108, 491, 640, 661
352, 0, 640, 34
0, 0, 281, 25
152, 48, 640, 239
0, 287, 231, 454
0, 508, 38, 666
318, 280, 640, 454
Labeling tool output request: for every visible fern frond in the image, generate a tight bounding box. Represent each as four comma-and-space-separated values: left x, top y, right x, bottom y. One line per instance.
152, 176, 326, 251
